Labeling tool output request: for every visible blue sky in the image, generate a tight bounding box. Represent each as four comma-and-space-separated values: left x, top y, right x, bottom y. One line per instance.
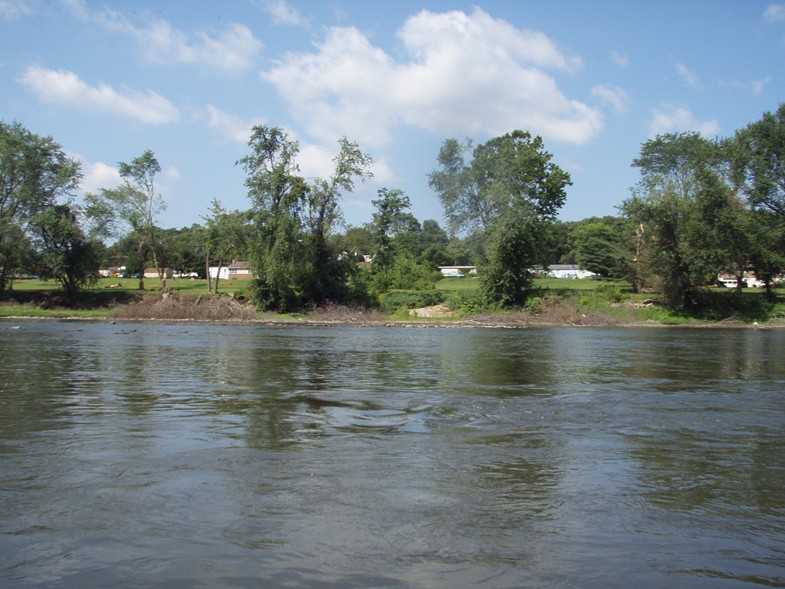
2, 0, 784, 232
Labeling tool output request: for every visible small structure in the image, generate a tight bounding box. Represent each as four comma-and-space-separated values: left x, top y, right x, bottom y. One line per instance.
543, 265, 595, 280
209, 261, 253, 280
717, 272, 764, 288
439, 265, 477, 277
227, 260, 253, 279
143, 267, 173, 279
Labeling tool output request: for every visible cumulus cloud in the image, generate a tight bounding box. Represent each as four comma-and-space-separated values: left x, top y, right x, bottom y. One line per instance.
648, 104, 720, 138
764, 3, 785, 22
675, 63, 700, 88
262, 7, 601, 149
263, 0, 307, 26
206, 105, 264, 144
74, 158, 122, 194
20, 65, 180, 124
591, 84, 630, 114
92, 7, 262, 72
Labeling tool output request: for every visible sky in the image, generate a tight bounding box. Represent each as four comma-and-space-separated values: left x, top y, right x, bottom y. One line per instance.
2, 0, 784, 233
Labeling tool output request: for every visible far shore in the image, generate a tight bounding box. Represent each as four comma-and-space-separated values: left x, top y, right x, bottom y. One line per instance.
1, 308, 781, 330
3, 286, 784, 329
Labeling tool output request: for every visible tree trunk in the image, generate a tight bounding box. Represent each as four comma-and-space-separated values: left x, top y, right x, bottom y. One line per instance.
205, 249, 212, 293
214, 256, 225, 294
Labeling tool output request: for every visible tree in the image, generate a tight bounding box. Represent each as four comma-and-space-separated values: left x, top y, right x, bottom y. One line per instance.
733, 103, 785, 218
238, 126, 373, 311
370, 187, 412, 291
238, 126, 309, 311
622, 133, 730, 308
0, 121, 81, 290
33, 204, 99, 299
572, 218, 630, 278
203, 200, 250, 294
418, 219, 450, 268
429, 131, 571, 235
481, 207, 553, 307
304, 137, 373, 304
85, 149, 166, 290
431, 131, 570, 307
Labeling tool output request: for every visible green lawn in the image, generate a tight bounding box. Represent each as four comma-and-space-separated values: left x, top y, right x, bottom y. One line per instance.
436, 276, 626, 292
7, 277, 251, 295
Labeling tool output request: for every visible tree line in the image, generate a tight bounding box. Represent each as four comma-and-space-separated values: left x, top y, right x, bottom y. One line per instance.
2, 104, 785, 310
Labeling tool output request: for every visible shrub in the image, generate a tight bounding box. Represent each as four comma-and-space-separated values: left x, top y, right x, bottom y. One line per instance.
379, 289, 445, 312
446, 290, 486, 315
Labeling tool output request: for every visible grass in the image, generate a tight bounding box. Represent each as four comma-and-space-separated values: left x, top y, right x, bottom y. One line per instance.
8, 277, 250, 295
3, 275, 784, 325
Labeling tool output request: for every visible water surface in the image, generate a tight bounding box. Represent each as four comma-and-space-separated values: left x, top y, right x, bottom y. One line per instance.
1, 321, 784, 588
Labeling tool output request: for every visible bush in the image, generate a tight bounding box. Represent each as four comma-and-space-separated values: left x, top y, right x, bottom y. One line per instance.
446, 290, 486, 315
379, 289, 445, 312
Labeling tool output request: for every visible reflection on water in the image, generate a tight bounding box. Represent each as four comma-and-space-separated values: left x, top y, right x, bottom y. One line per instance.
1, 321, 784, 588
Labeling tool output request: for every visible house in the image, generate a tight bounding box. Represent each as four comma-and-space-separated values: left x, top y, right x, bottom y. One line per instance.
209, 260, 253, 280
542, 265, 596, 280
439, 265, 477, 277
717, 272, 764, 288
143, 267, 173, 279
227, 260, 253, 279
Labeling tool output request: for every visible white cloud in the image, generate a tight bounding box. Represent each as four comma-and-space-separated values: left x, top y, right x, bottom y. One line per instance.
262, 8, 601, 149
75, 158, 122, 194
20, 65, 180, 125
675, 63, 700, 88
0, 0, 32, 20
263, 0, 307, 26
752, 76, 772, 94
764, 3, 785, 22
59, 0, 87, 20
95, 8, 262, 72
648, 104, 720, 138
611, 51, 629, 67
206, 105, 264, 144
591, 84, 630, 114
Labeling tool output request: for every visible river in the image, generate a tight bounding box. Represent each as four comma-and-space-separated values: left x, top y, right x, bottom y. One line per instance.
1, 321, 784, 588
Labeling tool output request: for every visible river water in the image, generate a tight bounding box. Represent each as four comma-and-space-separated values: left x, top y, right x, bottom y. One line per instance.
1, 321, 784, 588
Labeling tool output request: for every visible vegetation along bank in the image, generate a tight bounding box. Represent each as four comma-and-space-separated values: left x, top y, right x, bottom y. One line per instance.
2, 104, 785, 324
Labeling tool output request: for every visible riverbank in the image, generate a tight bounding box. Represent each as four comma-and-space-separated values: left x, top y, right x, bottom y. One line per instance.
2, 290, 784, 328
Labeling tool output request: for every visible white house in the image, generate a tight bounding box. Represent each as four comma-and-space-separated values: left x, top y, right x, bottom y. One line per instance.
542, 265, 596, 279
438, 265, 477, 277
143, 267, 173, 279
209, 260, 253, 280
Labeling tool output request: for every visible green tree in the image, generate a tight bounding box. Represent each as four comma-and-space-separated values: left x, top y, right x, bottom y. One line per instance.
0, 121, 81, 290
85, 149, 167, 290
238, 126, 373, 311
203, 199, 251, 294
733, 103, 785, 218
481, 207, 553, 307
238, 126, 309, 311
429, 131, 571, 236
418, 219, 450, 268
305, 137, 373, 304
433, 131, 571, 307
163, 224, 209, 278
33, 204, 99, 299
572, 217, 631, 278
622, 132, 729, 308
333, 225, 373, 260
370, 187, 412, 291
